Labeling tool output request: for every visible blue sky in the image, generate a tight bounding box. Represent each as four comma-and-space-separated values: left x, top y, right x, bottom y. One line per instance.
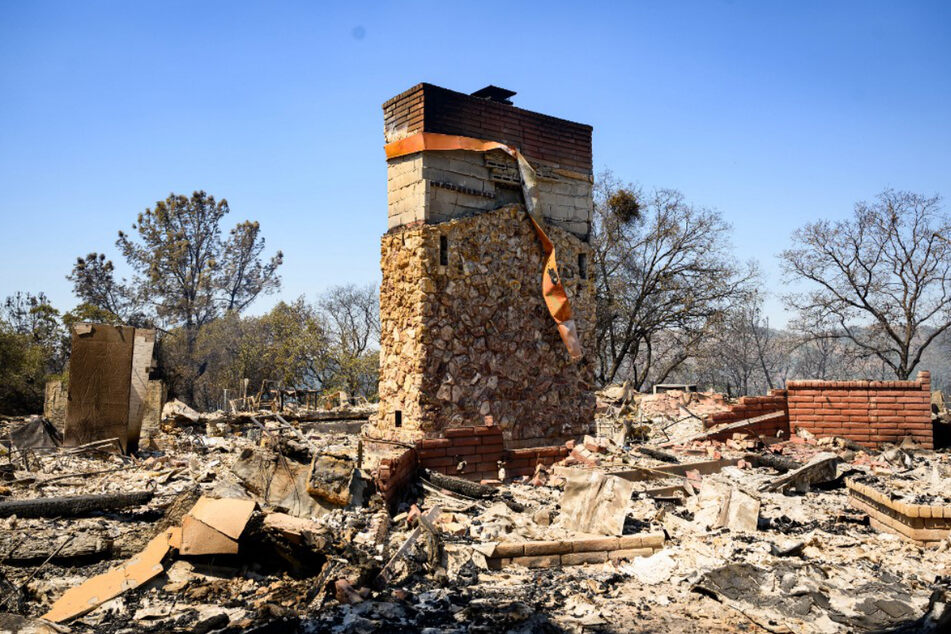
1, 1, 949, 325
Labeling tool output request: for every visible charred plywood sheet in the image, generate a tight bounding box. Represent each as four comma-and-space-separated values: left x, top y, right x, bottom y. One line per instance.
64, 324, 135, 452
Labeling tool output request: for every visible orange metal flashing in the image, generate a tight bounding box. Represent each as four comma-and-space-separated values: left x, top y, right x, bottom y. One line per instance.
384, 132, 583, 361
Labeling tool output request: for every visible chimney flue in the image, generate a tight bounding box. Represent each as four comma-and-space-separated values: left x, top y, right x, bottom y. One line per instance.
470, 85, 516, 105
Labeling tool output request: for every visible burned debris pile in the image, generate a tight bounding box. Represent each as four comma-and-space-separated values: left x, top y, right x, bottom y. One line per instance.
0, 380, 949, 633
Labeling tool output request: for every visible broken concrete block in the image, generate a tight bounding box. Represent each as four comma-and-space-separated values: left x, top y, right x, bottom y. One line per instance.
306, 450, 356, 507
557, 471, 636, 535
693, 480, 760, 532
162, 399, 200, 424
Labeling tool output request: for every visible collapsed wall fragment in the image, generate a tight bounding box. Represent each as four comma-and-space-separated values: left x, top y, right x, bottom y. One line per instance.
63, 323, 162, 453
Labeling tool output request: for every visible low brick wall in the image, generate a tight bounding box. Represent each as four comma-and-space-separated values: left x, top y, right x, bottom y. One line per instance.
374, 445, 419, 507
787, 372, 932, 449
847, 478, 950, 544
505, 445, 571, 478
418, 425, 505, 480
703, 389, 789, 440
703, 373, 933, 449
372, 424, 572, 507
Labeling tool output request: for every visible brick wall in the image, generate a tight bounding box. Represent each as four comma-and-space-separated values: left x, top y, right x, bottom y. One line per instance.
702, 373, 933, 449
383, 83, 592, 174
787, 372, 932, 449
504, 445, 571, 478
374, 445, 418, 507
417, 425, 505, 480
703, 389, 789, 440
371, 425, 572, 506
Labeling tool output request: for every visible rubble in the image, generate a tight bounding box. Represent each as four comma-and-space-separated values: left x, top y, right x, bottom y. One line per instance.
0, 396, 949, 632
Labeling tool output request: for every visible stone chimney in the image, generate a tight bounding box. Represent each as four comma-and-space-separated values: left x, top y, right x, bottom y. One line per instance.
371, 83, 596, 448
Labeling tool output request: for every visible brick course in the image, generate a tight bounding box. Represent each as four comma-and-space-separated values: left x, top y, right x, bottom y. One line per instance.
703, 389, 789, 440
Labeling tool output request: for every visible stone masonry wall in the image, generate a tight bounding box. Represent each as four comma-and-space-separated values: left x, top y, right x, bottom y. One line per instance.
371, 204, 596, 448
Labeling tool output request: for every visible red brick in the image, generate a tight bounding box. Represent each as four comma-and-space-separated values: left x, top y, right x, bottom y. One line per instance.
449, 445, 479, 457
423, 457, 457, 468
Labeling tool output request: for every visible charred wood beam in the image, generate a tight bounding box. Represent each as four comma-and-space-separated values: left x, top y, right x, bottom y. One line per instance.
422, 469, 496, 499
0, 491, 154, 519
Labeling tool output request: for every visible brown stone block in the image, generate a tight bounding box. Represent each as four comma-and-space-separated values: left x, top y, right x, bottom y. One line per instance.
618, 533, 664, 549
523, 540, 572, 556
562, 551, 608, 565
512, 554, 561, 568
493, 542, 525, 557
607, 548, 654, 562
570, 537, 619, 552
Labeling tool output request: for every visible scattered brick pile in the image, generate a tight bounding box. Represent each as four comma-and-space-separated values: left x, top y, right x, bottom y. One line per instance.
702, 389, 789, 441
